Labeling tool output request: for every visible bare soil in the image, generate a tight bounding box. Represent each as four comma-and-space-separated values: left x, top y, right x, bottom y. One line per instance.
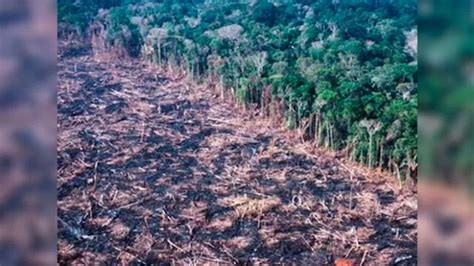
57, 42, 417, 265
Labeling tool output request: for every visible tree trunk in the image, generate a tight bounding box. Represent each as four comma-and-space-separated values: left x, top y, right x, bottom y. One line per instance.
325, 121, 330, 148
393, 161, 402, 188
220, 75, 225, 100
158, 41, 162, 67
368, 133, 373, 168
379, 138, 384, 168
318, 117, 324, 146
314, 114, 320, 145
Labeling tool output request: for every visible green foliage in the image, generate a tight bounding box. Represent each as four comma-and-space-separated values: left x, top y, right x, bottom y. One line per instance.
252, 0, 279, 26
58, 0, 144, 33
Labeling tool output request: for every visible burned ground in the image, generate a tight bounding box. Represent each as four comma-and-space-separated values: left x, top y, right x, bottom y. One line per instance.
57, 43, 417, 265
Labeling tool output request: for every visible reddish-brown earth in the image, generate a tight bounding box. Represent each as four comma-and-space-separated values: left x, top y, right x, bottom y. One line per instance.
57, 42, 417, 265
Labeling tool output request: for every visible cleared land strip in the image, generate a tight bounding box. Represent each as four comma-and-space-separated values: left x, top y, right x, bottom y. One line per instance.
57, 43, 416, 265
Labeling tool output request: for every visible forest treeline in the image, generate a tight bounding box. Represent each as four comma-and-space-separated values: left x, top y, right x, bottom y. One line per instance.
59, 0, 417, 180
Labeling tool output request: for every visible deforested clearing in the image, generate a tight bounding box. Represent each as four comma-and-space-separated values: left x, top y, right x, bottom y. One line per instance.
57, 42, 416, 265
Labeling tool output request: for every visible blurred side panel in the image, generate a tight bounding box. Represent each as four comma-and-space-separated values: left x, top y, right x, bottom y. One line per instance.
0, 0, 57, 265
418, 0, 474, 265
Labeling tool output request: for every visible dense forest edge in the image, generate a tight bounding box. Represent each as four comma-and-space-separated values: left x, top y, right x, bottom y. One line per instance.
58, 0, 417, 181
